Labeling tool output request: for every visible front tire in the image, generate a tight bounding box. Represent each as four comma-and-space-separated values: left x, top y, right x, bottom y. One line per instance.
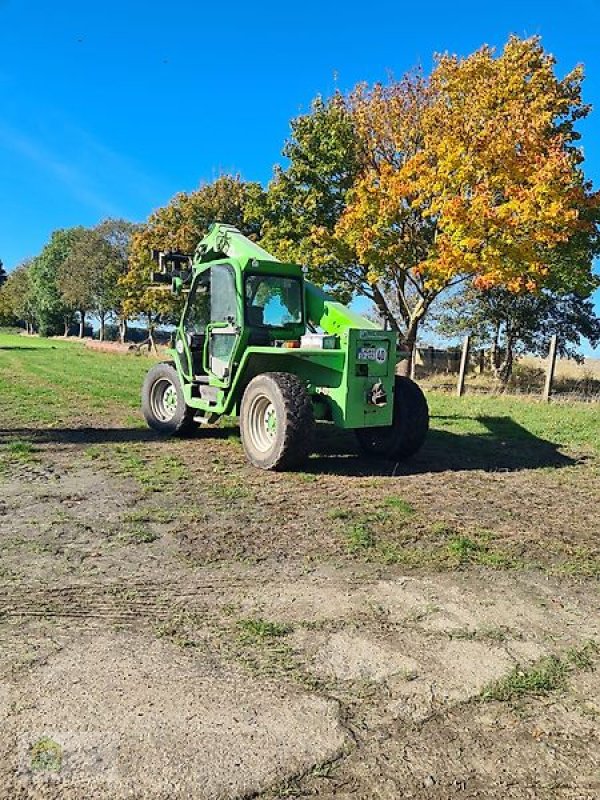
141, 362, 196, 436
356, 376, 429, 460
240, 372, 314, 470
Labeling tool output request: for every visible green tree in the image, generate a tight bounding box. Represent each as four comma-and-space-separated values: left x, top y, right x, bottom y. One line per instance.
58, 227, 100, 338
434, 285, 600, 382
29, 229, 81, 336
248, 94, 363, 302
58, 221, 137, 341
0, 261, 36, 332
0, 259, 7, 288
95, 218, 138, 342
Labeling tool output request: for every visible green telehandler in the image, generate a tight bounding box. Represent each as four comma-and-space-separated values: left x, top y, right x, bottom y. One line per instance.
141, 223, 429, 470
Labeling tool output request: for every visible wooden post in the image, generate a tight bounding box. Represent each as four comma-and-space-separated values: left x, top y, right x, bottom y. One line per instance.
543, 335, 558, 402
456, 335, 471, 397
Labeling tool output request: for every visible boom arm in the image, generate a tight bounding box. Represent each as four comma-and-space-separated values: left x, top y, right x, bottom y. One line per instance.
304, 281, 379, 334
195, 223, 276, 266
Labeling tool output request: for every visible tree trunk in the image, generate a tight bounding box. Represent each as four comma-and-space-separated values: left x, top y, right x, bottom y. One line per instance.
63, 318, 69, 337
119, 318, 128, 344
398, 319, 419, 377
147, 317, 157, 354
99, 314, 106, 342
371, 284, 400, 331
79, 310, 85, 339
490, 324, 514, 385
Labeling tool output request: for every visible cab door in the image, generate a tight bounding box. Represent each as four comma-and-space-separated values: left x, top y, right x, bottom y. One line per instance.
206, 263, 239, 383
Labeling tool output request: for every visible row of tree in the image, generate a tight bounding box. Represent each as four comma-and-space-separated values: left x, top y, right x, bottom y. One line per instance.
1, 36, 599, 375
0, 220, 136, 341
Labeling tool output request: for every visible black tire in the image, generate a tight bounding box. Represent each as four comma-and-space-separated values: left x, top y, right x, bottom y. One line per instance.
240, 372, 314, 470
141, 362, 196, 436
356, 376, 429, 460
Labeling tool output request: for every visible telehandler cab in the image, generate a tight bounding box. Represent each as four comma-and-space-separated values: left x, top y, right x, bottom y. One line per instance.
141, 223, 429, 470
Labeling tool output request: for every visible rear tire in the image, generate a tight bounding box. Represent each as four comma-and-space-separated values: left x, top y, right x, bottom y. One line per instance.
240, 372, 314, 470
356, 376, 429, 460
141, 362, 196, 436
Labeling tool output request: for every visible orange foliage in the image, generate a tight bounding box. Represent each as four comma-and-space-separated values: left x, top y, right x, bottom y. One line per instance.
332, 37, 597, 301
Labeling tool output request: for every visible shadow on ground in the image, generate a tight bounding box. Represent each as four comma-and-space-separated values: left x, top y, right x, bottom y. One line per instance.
305, 415, 576, 476
0, 346, 52, 351
0, 414, 577, 476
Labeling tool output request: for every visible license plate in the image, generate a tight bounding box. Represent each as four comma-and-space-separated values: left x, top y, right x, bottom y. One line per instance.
358, 345, 387, 364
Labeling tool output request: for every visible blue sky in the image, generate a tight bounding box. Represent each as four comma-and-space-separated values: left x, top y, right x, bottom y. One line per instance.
1, 0, 599, 350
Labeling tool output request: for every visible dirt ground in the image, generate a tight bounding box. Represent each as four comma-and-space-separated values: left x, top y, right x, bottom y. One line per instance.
1, 413, 599, 799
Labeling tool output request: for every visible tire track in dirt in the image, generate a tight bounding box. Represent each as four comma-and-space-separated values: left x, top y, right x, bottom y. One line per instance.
0, 580, 241, 623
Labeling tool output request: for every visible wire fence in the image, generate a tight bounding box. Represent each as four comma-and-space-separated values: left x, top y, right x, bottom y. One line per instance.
412, 337, 600, 403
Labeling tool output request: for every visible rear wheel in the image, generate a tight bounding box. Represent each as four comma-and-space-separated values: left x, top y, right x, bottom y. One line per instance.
356, 376, 429, 460
141, 362, 196, 435
240, 372, 314, 470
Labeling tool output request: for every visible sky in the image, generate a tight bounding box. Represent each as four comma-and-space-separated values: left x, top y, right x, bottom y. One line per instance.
1, 0, 599, 351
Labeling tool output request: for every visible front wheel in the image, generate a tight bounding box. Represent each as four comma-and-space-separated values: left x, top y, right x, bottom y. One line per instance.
141, 362, 196, 436
240, 372, 314, 470
356, 376, 429, 461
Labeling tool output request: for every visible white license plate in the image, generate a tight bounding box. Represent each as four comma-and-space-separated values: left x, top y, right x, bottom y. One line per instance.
358, 346, 387, 364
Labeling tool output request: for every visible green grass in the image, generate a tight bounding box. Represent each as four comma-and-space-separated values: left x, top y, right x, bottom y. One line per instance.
110, 446, 186, 492
482, 641, 598, 702
237, 618, 292, 640
0, 333, 153, 425
1, 333, 597, 455
428, 392, 600, 455
382, 497, 415, 515
345, 522, 376, 553
123, 525, 160, 544
482, 656, 568, 701
338, 517, 520, 571
6, 439, 35, 457
447, 535, 483, 563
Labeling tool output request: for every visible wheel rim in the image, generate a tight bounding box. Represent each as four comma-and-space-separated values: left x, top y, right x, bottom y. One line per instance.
150, 378, 179, 422
247, 393, 278, 452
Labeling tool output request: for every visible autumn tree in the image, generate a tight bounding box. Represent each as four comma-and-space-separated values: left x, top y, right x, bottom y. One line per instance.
261, 37, 599, 374
121, 175, 263, 343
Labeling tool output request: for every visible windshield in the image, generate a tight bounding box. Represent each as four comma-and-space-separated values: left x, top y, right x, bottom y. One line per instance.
245, 275, 303, 328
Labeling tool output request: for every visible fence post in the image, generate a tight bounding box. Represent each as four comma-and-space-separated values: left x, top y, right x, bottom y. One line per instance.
456, 335, 471, 397
542, 335, 558, 402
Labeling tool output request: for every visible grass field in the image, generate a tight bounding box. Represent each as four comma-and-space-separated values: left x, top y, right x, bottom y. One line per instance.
1, 331, 599, 798
2, 332, 598, 450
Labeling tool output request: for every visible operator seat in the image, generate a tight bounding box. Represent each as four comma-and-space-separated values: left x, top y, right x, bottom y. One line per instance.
247, 306, 271, 346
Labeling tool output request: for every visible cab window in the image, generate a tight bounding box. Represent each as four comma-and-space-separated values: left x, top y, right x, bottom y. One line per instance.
245, 275, 302, 327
